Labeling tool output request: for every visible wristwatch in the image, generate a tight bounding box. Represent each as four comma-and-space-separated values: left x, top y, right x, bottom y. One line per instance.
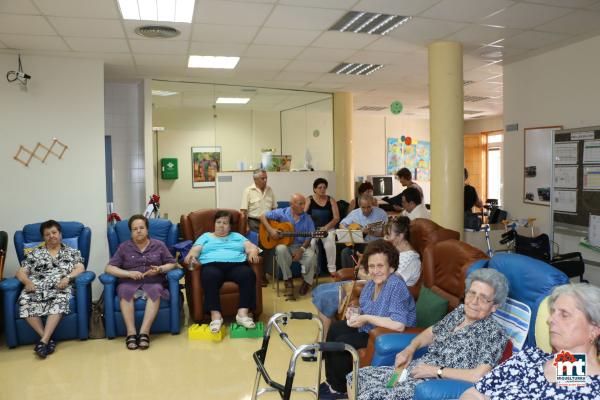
436, 367, 445, 379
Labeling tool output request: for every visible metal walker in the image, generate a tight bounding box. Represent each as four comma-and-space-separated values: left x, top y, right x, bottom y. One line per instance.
251, 311, 359, 400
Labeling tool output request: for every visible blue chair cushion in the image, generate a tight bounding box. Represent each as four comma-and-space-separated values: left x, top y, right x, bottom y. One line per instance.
113, 295, 170, 311
22, 222, 85, 242
23, 237, 79, 254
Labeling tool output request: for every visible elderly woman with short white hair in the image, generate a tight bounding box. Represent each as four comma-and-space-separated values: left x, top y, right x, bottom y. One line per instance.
461, 282, 600, 400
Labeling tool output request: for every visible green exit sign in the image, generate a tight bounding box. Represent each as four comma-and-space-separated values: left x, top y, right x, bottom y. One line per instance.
161, 158, 178, 180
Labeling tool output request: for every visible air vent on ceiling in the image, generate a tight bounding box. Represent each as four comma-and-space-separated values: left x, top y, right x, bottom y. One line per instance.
329, 11, 411, 35
134, 25, 180, 39
357, 106, 387, 111
330, 63, 383, 76
464, 95, 490, 103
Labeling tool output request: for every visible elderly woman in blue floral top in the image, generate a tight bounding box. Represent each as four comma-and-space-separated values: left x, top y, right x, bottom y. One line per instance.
461, 283, 600, 400
319, 239, 417, 400
350, 268, 510, 400
16, 220, 85, 359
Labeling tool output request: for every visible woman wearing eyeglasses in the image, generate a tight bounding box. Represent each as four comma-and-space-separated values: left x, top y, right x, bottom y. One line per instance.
350, 268, 510, 400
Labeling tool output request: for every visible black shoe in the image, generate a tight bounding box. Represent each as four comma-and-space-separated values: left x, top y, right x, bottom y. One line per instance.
46, 339, 56, 355
34, 341, 48, 359
318, 382, 347, 400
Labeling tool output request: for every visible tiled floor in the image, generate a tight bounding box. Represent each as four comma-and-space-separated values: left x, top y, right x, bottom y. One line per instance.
0, 278, 332, 400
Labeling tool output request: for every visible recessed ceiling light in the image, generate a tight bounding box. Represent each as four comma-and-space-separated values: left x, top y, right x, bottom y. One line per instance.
216, 97, 250, 104
188, 56, 240, 69
117, 0, 196, 23
330, 62, 383, 76
329, 11, 411, 35
152, 90, 178, 96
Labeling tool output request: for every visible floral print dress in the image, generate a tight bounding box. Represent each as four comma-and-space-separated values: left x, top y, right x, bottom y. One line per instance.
18, 245, 83, 318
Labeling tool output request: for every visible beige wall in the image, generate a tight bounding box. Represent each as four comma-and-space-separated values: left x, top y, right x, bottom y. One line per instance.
465, 116, 503, 135
153, 107, 280, 221
0, 54, 107, 291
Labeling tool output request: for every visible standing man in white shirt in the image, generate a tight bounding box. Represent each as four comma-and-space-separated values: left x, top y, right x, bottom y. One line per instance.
401, 187, 430, 220
396, 168, 424, 201
241, 168, 277, 286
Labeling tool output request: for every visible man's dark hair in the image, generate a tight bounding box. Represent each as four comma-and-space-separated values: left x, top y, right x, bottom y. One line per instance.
402, 187, 422, 205
40, 220, 62, 236
361, 239, 399, 272
357, 182, 373, 195
214, 210, 233, 224
464, 168, 468, 180
313, 177, 328, 190
128, 214, 148, 230
385, 216, 411, 242
396, 168, 412, 181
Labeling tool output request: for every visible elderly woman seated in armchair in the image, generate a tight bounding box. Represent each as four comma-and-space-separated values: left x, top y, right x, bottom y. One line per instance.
350, 268, 510, 400
461, 282, 600, 400
15, 220, 85, 359
184, 210, 260, 333
105, 214, 178, 350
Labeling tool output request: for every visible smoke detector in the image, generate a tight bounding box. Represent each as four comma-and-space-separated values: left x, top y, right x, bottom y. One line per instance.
134, 25, 180, 39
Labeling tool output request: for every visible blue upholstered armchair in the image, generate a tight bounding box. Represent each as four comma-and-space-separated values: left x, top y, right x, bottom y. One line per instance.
371, 253, 569, 399
99, 218, 184, 338
0, 221, 96, 348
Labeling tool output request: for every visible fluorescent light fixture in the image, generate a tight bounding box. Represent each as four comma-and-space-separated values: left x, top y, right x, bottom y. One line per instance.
152, 90, 178, 96
216, 97, 250, 104
330, 11, 411, 36
330, 62, 383, 76
188, 55, 239, 69
117, 0, 196, 23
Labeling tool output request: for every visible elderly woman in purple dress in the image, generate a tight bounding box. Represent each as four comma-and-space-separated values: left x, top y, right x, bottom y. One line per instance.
105, 215, 177, 350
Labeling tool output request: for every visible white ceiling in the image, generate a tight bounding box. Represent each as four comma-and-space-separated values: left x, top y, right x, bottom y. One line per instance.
2, 0, 600, 118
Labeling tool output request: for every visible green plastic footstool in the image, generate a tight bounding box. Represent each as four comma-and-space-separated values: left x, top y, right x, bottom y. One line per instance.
229, 322, 264, 339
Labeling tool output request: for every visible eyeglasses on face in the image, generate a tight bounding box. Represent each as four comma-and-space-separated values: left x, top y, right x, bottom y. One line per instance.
465, 289, 494, 304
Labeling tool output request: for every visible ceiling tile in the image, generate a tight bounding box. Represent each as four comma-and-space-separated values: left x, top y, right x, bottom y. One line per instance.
0, 0, 39, 14
502, 30, 571, 49
526, 0, 598, 8
363, 36, 422, 53
64, 37, 130, 53
352, 0, 442, 15
233, 69, 280, 80
348, 50, 406, 65
134, 54, 187, 67
194, 0, 274, 26
189, 41, 247, 56
279, 0, 356, 9
535, 10, 600, 35
311, 31, 378, 49
244, 44, 304, 59
48, 17, 125, 38
253, 27, 321, 46
123, 21, 192, 40
32, 50, 135, 65
185, 68, 236, 79
105, 64, 139, 78
130, 39, 190, 55
0, 15, 55, 35
136, 65, 188, 76
446, 24, 522, 45
297, 46, 356, 61
192, 24, 259, 43
421, 0, 514, 23
32, 0, 119, 19
264, 5, 345, 30
588, 2, 600, 11
0, 34, 68, 50
237, 57, 290, 70
284, 59, 339, 73
386, 17, 467, 45
482, 2, 572, 29
275, 71, 323, 82
304, 82, 345, 90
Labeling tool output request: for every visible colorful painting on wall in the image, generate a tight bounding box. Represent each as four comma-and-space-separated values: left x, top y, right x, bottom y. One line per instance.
191, 146, 221, 188
386, 137, 430, 182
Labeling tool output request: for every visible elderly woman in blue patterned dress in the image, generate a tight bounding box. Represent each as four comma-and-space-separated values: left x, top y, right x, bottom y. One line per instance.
460, 283, 600, 400
105, 215, 177, 350
319, 239, 417, 400
15, 220, 85, 359
349, 268, 510, 400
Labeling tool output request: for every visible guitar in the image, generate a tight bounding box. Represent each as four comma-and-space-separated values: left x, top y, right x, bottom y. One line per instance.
259, 219, 327, 249
344, 220, 385, 246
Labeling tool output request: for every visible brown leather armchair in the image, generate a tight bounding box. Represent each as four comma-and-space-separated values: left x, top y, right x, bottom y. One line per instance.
180, 209, 263, 323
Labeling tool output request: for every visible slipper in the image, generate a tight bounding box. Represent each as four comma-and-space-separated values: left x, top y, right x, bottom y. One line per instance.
125, 334, 138, 350
209, 318, 224, 333
46, 339, 57, 355
236, 315, 256, 329
138, 333, 150, 350
34, 341, 48, 359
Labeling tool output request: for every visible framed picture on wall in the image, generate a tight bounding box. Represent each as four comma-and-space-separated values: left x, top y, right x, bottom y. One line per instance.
523, 126, 562, 205
191, 146, 221, 188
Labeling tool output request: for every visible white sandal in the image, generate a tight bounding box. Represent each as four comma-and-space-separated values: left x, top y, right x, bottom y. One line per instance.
236, 314, 255, 329
209, 318, 224, 333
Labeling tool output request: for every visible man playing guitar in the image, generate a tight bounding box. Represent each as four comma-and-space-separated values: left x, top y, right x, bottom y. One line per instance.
339, 194, 388, 268
260, 193, 317, 296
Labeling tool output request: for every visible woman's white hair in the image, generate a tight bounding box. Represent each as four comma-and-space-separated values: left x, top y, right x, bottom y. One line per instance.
549, 283, 600, 352
465, 268, 509, 306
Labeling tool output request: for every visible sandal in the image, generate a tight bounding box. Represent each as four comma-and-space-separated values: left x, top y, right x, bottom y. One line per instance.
138, 333, 150, 350
125, 334, 138, 350
236, 315, 256, 329
34, 341, 48, 359
209, 318, 224, 333
46, 339, 57, 355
